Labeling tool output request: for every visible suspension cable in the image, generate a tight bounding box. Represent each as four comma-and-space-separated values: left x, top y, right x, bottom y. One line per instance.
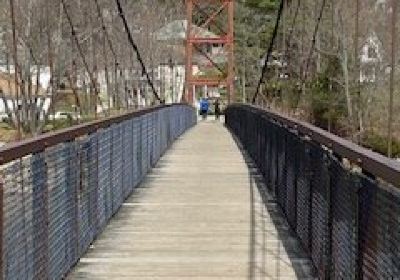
94, 0, 127, 109
286, 0, 300, 51
252, 0, 285, 104
301, 0, 327, 83
61, 0, 105, 117
94, 0, 118, 62
114, 0, 162, 103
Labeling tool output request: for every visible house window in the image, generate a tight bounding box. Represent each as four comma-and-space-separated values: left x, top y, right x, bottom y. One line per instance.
368, 46, 377, 59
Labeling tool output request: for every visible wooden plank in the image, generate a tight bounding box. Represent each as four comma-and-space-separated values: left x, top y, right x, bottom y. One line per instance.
68, 120, 315, 279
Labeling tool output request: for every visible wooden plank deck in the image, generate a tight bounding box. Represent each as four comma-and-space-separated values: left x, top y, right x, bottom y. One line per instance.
68, 120, 316, 279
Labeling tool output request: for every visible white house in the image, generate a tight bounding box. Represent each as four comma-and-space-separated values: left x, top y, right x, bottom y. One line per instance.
0, 66, 52, 89
375, 0, 388, 10
0, 72, 51, 118
360, 33, 383, 83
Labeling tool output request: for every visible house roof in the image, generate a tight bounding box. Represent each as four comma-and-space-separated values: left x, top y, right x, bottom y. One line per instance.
0, 72, 46, 98
0, 73, 17, 98
361, 32, 382, 48
156, 20, 219, 41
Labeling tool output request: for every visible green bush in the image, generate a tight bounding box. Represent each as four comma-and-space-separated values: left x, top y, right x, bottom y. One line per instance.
43, 118, 75, 132
283, 80, 302, 110
309, 58, 346, 132
309, 77, 346, 131
362, 132, 400, 158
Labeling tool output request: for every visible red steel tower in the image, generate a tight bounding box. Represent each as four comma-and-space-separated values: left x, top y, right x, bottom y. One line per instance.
185, 0, 235, 104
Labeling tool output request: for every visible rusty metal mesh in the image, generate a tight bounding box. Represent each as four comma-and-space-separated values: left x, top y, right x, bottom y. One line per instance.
226, 105, 400, 280
0, 105, 196, 279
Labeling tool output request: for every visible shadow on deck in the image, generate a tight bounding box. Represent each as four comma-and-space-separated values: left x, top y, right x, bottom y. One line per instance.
68, 121, 316, 279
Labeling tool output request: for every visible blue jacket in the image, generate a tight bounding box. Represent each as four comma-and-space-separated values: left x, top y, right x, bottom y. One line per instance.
200, 99, 209, 111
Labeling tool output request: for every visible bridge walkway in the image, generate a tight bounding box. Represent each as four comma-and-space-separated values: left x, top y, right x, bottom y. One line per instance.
68, 120, 315, 279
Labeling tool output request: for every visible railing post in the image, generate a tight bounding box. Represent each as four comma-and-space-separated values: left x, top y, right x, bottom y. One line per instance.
0, 169, 3, 280
304, 141, 312, 254
69, 140, 79, 267
94, 132, 100, 233
354, 176, 362, 280
324, 154, 332, 280
33, 152, 50, 278
109, 125, 114, 218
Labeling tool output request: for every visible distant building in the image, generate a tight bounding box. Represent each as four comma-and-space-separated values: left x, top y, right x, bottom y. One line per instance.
360, 33, 383, 83
155, 19, 226, 102
0, 72, 50, 118
0, 65, 52, 89
155, 19, 225, 64
375, 0, 388, 10
358, 0, 397, 84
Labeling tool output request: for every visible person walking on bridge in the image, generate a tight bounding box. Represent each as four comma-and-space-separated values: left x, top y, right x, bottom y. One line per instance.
200, 97, 209, 120
214, 98, 221, 121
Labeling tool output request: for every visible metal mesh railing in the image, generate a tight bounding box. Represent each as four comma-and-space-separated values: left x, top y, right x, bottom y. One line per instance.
0, 104, 196, 280
226, 104, 400, 280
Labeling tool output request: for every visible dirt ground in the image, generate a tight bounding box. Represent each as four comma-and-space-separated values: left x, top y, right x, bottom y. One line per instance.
0, 123, 18, 144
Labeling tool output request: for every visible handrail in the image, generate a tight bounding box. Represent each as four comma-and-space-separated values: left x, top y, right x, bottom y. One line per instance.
0, 104, 191, 165
0, 104, 197, 279
227, 104, 400, 188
